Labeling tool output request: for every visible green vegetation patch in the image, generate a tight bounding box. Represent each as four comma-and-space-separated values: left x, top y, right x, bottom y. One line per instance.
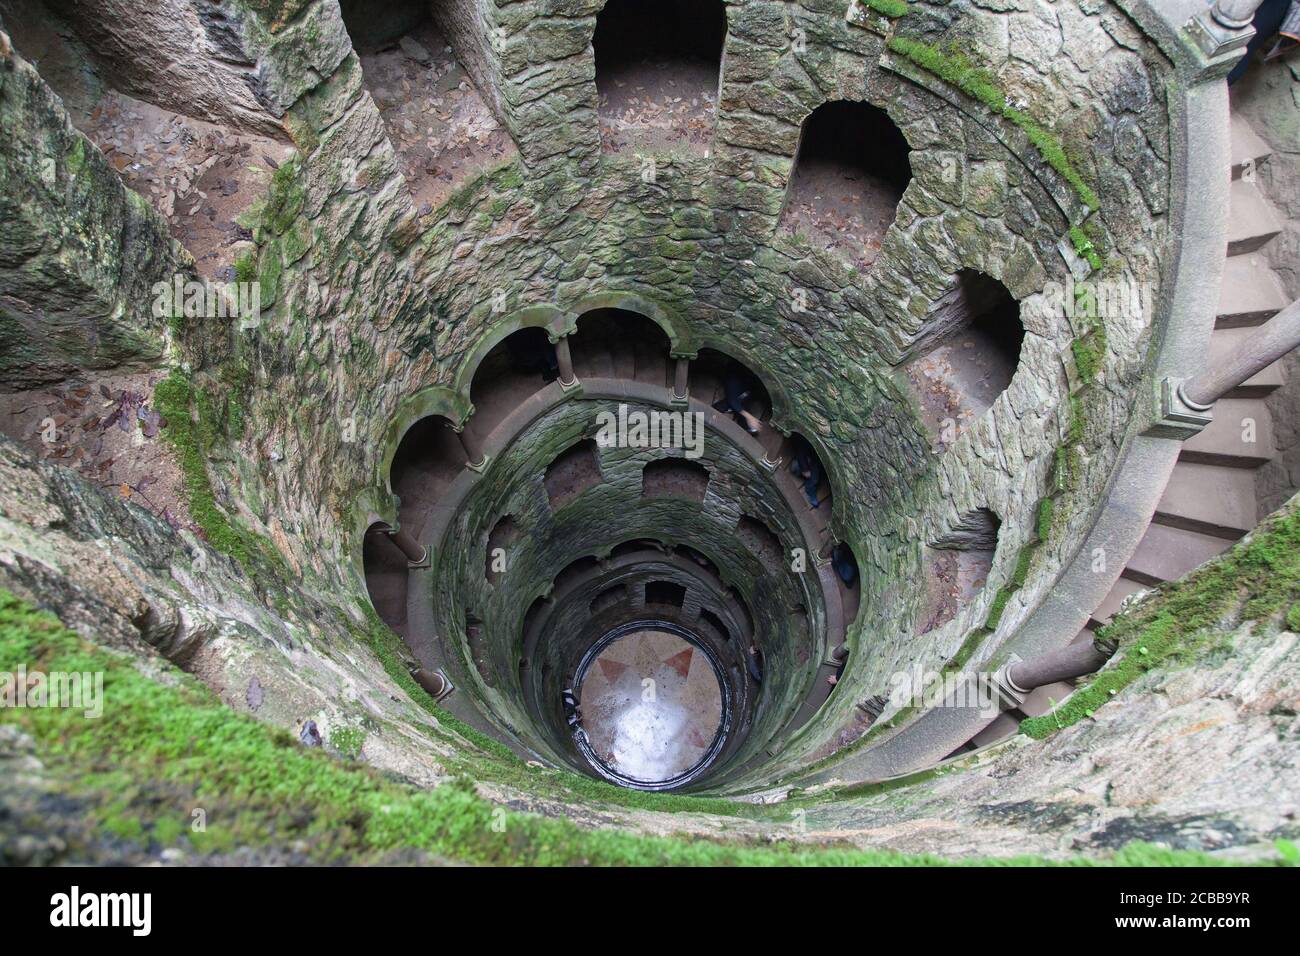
154, 371, 283, 573
1021, 502, 1300, 738
0, 589, 1264, 866
886, 36, 1099, 211
863, 0, 910, 18
237, 0, 314, 33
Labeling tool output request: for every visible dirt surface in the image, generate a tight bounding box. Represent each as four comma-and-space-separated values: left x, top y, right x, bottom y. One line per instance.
904, 330, 1016, 452
642, 459, 710, 502
920, 547, 993, 634
0, 370, 191, 530
80, 92, 293, 282
544, 442, 603, 510
779, 158, 903, 271
356, 23, 517, 213
598, 60, 717, 157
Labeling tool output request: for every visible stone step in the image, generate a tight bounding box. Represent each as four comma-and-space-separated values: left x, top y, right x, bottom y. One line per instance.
1227, 178, 1283, 255
1230, 113, 1272, 181
1181, 398, 1276, 467
1154, 461, 1257, 539
1208, 326, 1288, 397
1090, 577, 1149, 626
1216, 254, 1290, 328
1123, 523, 1234, 586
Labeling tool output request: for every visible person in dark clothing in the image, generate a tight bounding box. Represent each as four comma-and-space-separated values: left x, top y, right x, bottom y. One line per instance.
746, 645, 764, 684
831, 543, 858, 588
562, 688, 583, 728
712, 362, 763, 435
507, 325, 560, 382
790, 435, 822, 508
1227, 0, 1297, 84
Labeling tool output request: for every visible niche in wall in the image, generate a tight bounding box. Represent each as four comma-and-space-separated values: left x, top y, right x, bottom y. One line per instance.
592, 0, 727, 155
780, 100, 913, 269
903, 272, 1024, 449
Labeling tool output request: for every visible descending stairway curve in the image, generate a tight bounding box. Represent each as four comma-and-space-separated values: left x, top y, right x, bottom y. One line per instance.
964, 110, 1296, 749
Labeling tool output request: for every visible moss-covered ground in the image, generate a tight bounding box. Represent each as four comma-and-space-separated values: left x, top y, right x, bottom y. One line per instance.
1021, 500, 1300, 738
2, 588, 1272, 866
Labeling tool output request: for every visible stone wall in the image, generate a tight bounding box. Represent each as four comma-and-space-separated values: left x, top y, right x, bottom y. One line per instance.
0, 33, 184, 390
0, 0, 1188, 787
162, 0, 1183, 784
0, 0, 288, 134
423, 395, 827, 767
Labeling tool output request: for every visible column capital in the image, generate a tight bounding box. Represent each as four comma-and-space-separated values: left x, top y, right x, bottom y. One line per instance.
1143, 376, 1214, 440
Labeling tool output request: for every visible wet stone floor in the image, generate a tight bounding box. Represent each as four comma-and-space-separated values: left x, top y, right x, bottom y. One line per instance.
578, 628, 723, 784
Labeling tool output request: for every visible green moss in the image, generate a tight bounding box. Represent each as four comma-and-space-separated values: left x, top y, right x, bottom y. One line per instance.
949, 627, 990, 672
984, 587, 1012, 630
1011, 546, 1035, 588
233, 251, 257, 285
1036, 498, 1055, 543
154, 371, 283, 574
489, 161, 525, 192
1288, 603, 1300, 632
236, 0, 315, 32
264, 158, 305, 236
331, 726, 366, 759
257, 240, 283, 304
1022, 502, 1300, 738
1068, 394, 1086, 444
887, 37, 1099, 211
0, 589, 1268, 867
1069, 225, 1104, 272
65, 137, 88, 177
863, 0, 909, 17
1074, 335, 1103, 382
217, 359, 253, 440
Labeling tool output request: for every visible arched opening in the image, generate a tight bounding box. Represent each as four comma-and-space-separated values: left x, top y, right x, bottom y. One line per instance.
829, 542, 861, 622
690, 348, 773, 436
485, 515, 519, 585
569, 308, 672, 385
645, 580, 687, 608
784, 433, 830, 511
674, 544, 721, 582
339, 0, 516, 208
736, 515, 784, 566
555, 555, 602, 593
921, 508, 1001, 633
468, 326, 560, 444
698, 607, 730, 644
390, 415, 469, 533
610, 539, 662, 559
592, 0, 726, 155
591, 583, 628, 616
362, 523, 410, 633
642, 457, 710, 502
780, 100, 913, 269
544, 439, 604, 510
904, 271, 1025, 448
